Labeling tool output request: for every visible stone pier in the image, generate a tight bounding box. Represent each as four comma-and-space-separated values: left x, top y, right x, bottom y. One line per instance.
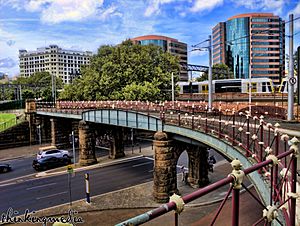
153, 131, 177, 203
78, 120, 97, 166
109, 128, 125, 159
50, 118, 72, 148
186, 146, 209, 188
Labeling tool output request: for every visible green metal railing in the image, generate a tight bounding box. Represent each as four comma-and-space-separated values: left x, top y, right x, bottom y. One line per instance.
0, 117, 17, 132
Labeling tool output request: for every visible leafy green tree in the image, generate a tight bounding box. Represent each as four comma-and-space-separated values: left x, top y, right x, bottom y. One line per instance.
13, 72, 63, 101
59, 40, 180, 101
196, 63, 233, 82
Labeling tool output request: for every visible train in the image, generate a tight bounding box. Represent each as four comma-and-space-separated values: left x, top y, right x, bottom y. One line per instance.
178, 78, 275, 94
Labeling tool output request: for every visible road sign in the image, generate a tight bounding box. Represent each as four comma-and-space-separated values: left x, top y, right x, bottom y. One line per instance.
289, 77, 297, 85
67, 165, 73, 174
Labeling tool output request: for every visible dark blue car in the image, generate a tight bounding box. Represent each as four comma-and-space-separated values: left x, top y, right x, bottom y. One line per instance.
32, 156, 71, 171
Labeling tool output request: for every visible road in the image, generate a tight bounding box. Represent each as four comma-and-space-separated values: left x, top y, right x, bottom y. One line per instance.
0, 148, 108, 182
0, 156, 154, 215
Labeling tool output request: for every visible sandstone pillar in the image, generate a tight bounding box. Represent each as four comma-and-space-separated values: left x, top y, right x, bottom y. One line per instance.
109, 128, 125, 159
50, 118, 72, 148
153, 131, 177, 203
25, 99, 37, 145
187, 146, 209, 188
79, 120, 97, 166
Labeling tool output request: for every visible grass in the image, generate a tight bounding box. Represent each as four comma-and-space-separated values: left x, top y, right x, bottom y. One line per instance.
0, 113, 17, 132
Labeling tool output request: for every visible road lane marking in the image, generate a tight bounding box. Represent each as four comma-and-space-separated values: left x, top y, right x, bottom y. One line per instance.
144, 156, 154, 161
36, 191, 67, 200
26, 182, 57, 190
132, 162, 152, 167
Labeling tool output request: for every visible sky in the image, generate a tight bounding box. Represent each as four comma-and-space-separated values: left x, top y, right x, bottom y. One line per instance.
0, 0, 300, 78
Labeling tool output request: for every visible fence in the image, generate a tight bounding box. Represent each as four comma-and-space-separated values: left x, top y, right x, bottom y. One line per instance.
0, 117, 17, 132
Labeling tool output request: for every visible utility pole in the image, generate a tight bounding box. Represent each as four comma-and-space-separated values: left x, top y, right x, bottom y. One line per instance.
297, 46, 300, 106
288, 14, 294, 121
208, 35, 212, 112
51, 73, 56, 104
171, 72, 175, 104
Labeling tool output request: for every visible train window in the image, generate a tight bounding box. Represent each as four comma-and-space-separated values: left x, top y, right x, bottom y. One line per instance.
267, 82, 272, 92
215, 81, 241, 93
183, 85, 199, 93
182, 85, 190, 93
262, 82, 266, 92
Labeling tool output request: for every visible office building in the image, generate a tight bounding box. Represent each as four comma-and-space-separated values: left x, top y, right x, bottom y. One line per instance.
212, 13, 285, 84
131, 35, 188, 81
19, 45, 93, 84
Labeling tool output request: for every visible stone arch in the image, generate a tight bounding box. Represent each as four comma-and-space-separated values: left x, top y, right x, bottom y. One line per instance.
153, 132, 210, 202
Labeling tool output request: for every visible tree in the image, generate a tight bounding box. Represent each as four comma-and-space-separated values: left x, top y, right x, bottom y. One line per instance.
59, 40, 180, 101
13, 72, 63, 101
196, 63, 233, 82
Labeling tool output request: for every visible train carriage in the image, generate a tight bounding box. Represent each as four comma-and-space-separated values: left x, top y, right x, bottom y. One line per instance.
178, 78, 275, 94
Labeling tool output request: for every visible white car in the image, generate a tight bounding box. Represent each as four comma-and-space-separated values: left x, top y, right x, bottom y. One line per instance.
37, 148, 71, 159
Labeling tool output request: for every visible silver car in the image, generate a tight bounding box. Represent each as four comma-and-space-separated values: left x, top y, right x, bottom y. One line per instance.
37, 148, 70, 159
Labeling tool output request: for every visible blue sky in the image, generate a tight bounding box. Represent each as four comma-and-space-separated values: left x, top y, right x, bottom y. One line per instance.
0, 0, 300, 77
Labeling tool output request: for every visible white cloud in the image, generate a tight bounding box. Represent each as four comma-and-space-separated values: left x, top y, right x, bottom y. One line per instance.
289, 1, 300, 29
98, 5, 122, 20
190, 0, 223, 13
0, 57, 16, 68
144, 0, 175, 17
2, 0, 106, 24
232, 0, 287, 14
41, 0, 104, 24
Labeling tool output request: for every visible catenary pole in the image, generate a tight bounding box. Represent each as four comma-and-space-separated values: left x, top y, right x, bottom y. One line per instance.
288, 14, 294, 121
208, 35, 212, 112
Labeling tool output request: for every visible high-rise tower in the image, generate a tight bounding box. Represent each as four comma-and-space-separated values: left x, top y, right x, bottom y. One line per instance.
212, 13, 285, 84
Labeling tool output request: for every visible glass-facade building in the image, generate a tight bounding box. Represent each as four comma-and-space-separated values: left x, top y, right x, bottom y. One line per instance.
132, 35, 188, 81
212, 13, 285, 84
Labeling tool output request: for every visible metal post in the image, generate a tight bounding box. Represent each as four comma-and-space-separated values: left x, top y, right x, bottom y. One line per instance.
232, 113, 235, 146
174, 212, 178, 226
260, 121, 263, 162
246, 116, 250, 156
249, 55, 252, 116
85, 173, 91, 203
274, 133, 279, 194
19, 85, 22, 100
38, 125, 41, 145
51, 73, 55, 103
131, 128, 134, 154
68, 172, 72, 206
208, 35, 213, 113
192, 104, 195, 130
232, 189, 240, 226
288, 14, 294, 121
72, 131, 75, 166
297, 46, 300, 106
218, 109, 221, 138
290, 155, 297, 226
171, 72, 175, 105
